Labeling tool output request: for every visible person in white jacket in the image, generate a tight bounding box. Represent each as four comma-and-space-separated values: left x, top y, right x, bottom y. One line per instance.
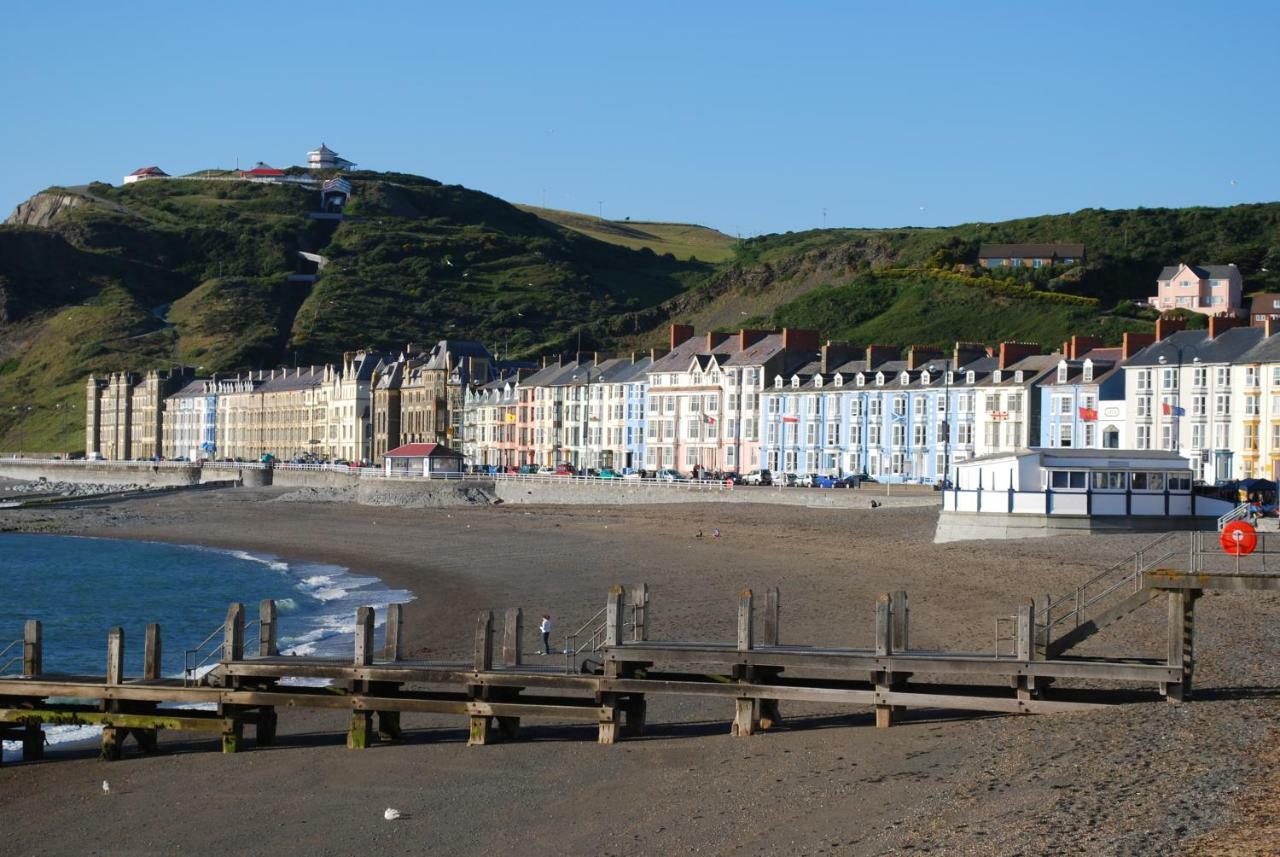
540, 613, 552, 655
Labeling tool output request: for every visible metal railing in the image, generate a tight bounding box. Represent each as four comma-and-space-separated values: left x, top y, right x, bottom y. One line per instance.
1218, 502, 1252, 531
182, 619, 259, 686
1037, 531, 1183, 642
561, 602, 642, 673
0, 638, 25, 676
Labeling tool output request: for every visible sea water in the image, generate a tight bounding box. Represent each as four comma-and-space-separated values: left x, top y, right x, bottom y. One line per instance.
0, 533, 413, 760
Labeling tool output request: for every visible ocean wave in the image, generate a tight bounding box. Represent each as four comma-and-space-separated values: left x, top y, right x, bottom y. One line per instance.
2, 724, 102, 762
229, 550, 290, 573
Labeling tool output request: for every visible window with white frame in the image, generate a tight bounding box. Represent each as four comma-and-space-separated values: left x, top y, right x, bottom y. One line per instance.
1216, 367, 1229, 386
869, 398, 882, 417
767, 424, 777, 445
913, 423, 926, 447
806, 423, 817, 445
1137, 370, 1151, 391
1058, 424, 1072, 447
1161, 368, 1177, 390
1214, 423, 1230, 448
827, 420, 839, 445
1246, 395, 1260, 416
1192, 395, 1206, 416
1191, 423, 1204, 449
850, 399, 863, 418
1083, 423, 1095, 447
849, 423, 862, 446
807, 396, 819, 416
868, 424, 882, 446
1057, 364, 1068, 383
1137, 397, 1151, 417
1136, 425, 1150, 449
893, 396, 906, 416
1245, 367, 1259, 387
1215, 394, 1231, 416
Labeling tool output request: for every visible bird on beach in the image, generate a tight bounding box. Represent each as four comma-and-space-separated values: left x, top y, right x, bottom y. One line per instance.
713, 528, 721, 539
384, 808, 403, 821
102, 780, 110, 794
695, 530, 703, 539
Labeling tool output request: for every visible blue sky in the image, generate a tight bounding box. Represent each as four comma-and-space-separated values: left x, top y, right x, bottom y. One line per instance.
3, 1, 1277, 235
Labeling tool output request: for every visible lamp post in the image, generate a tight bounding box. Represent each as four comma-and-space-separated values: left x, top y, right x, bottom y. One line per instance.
571, 365, 598, 472
1158, 347, 1201, 470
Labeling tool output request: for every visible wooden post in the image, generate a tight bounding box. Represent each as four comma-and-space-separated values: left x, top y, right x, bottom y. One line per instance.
621, 695, 647, 737
502, 607, 523, 666
628, 583, 649, 641
22, 619, 41, 676
891, 590, 909, 652
1015, 598, 1036, 702
347, 711, 373, 749
221, 709, 244, 754
107, 627, 124, 685
354, 606, 375, 666
1037, 593, 1052, 658
377, 710, 402, 743
383, 603, 403, 661
22, 720, 43, 762
223, 603, 245, 662
737, 588, 754, 651
257, 707, 279, 746
874, 594, 893, 728
259, 599, 278, 656
144, 623, 162, 680
605, 586, 624, 647
762, 587, 780, 646
469, 611, 494, 745
1165, 590, 1198, 702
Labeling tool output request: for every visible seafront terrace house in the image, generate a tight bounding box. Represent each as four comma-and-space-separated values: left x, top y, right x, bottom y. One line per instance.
571, 354, 652, 471
978, 243, 1085, 269
161, 378, 219, 461
644, 326, 814, 475
1035, 336, 1136, 451
85, 367, 194, 460
516, 358, 584, 468
1231, 319, 1280, 481
462, 372, 528, 469
1148, 263, 1243, 317
1122, 316, 1262, 483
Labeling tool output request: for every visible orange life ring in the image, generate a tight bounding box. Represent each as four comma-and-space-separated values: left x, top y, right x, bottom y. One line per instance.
1220, 520, 1258, 555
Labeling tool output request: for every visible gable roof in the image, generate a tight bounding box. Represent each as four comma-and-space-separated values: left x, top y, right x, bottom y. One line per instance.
128, 166, 168, 177
1124, 327, 1265, 367
384, 443, 462, 458
1157, 263, 1239, 281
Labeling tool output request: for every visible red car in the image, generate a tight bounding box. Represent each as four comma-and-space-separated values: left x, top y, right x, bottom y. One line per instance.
554, 463, 576, 475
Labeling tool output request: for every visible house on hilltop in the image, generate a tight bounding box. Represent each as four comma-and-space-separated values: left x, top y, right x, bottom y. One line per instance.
122, 166, 169, 184
307, 143, 355, 171
1248, 293, 1280, 326
978, 243, 1085, 269
240, 162, 286, 180
1147, 262, 1242, 317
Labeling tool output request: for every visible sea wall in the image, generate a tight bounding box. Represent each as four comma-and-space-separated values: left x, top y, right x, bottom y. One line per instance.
490, 480, 939, 509
0, 459, 202, 487
934, 510, 1212, 543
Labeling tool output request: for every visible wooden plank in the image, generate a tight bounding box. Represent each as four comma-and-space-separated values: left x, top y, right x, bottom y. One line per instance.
876, 689, 1109, 715
259, 599, 278, 657
628, 583, 649, 641
354, 606, 375, 667
347, 711, 373, 749
763, 587, 780, 646
474, 611, 493, 671
1165, 590, 1197, 703
605, 586, 624, 647
1142, 570, 1280, 591
0, 707, 233, 731
875, 594, 892, 657
22, 619, 41, 676
144, 623, 162, 681
737, 588, 754, 652
383, 603, 402, 661
732, 697, 755, 736
106, 627, 124, 686
891, 590, 909, 652
223, 602, 245, 662
1015, 599, 1034, 663
502, 607, 523, 667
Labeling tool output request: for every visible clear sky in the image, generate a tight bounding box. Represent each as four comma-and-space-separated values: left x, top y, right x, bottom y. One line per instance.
3, 1, 1277, 236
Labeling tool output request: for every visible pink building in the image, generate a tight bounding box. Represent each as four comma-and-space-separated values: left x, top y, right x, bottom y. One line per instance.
1148, 263, 1242, 317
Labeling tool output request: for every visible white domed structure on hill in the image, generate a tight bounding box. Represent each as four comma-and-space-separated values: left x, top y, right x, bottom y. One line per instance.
306, 143, 355, 171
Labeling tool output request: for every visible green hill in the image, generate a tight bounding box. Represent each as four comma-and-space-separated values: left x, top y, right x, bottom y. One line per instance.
515, 204, 737, 262
0, 173, 710, 450
3, 169, 1279, 454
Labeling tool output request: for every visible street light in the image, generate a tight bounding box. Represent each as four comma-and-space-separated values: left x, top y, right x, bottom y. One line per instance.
1158, 347, 1201, 465
570, 364, 598, 472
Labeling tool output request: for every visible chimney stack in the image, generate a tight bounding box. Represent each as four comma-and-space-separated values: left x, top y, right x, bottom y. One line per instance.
1266, 317, 1280, 339
782, 328, 820, 352
998, 341, 1041, 370
706, 331, 731, 351
1122, 332, 1156, 360
649, 347, 668, 363
907, 345, 944, 370
1155, 315, 1187, 341
1061, 335, 1103, 360
1209, 314, 1244, 339
953, 342, 987, 369
865, 344, 901, 370
820, 341, 860, 374
739, 328, 768, 351
669, 324, 694, 350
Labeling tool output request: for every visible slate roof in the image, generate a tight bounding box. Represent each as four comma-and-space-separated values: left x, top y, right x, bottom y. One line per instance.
1157, 264, 1239, 281
1124, 327, 1264, 367
979, 243, 1085, 259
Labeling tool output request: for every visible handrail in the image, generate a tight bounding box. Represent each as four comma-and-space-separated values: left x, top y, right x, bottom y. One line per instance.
0, 638, 24, 676
1218, 502, 1251, 531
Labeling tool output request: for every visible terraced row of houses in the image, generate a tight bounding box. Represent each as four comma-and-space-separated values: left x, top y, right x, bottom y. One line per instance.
85, 315, 1280, 485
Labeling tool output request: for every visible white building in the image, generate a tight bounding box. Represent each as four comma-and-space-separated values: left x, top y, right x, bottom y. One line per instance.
306, 143, 355, 171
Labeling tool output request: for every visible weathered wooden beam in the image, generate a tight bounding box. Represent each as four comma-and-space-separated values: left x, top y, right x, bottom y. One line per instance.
763, 587, 781, 646
605, 586, 624, 647
474, 611, 493, 671
106, 627, 124, 686
347, 711, 373, 749
22, 721, 43, 761
629, 583, 650, 641
259, 599, 278, 657
875, 593, 892, 657
732, 697, 756, 736
874, 593, 893, 727
223, 602, 245, 662
354, 606, 375, 667
502, 607, 523, 666
891, 590, 909, 652
144, 623, 162, 681
737, 588, 754, 652
1165, 590, 1198, 703
22, 619, 41, 677
383, 603, 403, 662
1014, 599, 1036, 701
1142, 570, 1280, 591
468, 715, 493, 745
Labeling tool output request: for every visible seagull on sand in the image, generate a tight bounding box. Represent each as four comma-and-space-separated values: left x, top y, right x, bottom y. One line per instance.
102, 780, 110, 794
384, 808, 403, 821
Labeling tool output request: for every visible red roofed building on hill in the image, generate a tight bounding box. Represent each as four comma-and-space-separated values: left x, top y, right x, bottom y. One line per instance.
240, 162, 286, 180
383, 442, 465, 477
123, 166, 170, 185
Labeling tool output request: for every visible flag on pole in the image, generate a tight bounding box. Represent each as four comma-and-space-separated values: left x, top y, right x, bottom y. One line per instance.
1162, 402, 1186, 417
1078, 406, 1098, 421
781, 415, 799, 424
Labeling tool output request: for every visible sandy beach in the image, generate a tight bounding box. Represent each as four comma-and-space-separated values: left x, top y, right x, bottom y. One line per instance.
1, 484, 1277, 856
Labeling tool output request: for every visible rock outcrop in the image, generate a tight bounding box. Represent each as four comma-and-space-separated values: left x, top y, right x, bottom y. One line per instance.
5, 192, 85, 227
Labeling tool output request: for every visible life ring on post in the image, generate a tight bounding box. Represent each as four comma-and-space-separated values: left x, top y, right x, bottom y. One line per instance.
1220, 520, 1258, 556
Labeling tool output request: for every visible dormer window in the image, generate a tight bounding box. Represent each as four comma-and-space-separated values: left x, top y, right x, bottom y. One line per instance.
774, 375, 783, 388
856, 374, 865, 387
1056, 363, 1068, 384
921, 371, 931, 386
791, 376, 800, 388
993, 370, 1002, 384
946, 371, 954, 384
900, 371, 910, 385
1083, 361, 1094, 383
966, 371, 976, 384
875, 372, 885, 386
833, 373, 844, 387
814, 375, 823, 388
1015, 370, 1024, 383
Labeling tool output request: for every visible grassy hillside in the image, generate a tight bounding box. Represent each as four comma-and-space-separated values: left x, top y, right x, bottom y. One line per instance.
516, 204, 736, 262
0, 173, 710, 451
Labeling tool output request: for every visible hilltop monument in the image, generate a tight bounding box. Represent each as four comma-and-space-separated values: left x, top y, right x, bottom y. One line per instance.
306, 143, 355, 171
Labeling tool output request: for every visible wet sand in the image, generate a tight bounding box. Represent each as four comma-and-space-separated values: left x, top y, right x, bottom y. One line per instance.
1, 486, 1277, 856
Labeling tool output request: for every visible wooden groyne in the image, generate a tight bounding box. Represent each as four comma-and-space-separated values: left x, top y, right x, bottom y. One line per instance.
2, 570, 1277, 765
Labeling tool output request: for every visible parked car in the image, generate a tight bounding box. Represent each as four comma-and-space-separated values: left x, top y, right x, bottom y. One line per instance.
598, 468, 621, 479
517, 464, 539, 475
536, 466, 556, 475
779, 472, 800, 487
812, 474, 837, 489
835, 475, 861, 489
87, 451, 105, 461
622, 471, 643, 481
554, 463, 576, 476
743, 469, 772, 486
655, 469, 684, 482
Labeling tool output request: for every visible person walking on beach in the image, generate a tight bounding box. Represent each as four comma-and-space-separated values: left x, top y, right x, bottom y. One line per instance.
540, 613, 552, 655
